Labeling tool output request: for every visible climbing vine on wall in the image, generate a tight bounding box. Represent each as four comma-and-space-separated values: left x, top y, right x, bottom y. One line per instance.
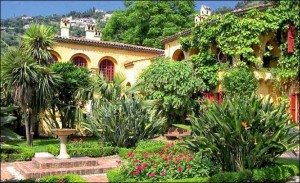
180, 1, 299, 95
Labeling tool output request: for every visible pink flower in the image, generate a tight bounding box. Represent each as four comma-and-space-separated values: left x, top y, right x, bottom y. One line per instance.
148, 172, 155, 177
161, 171, 166, 176
72, 138, 77, 142
133, 159, 139, 163
116, 160, 122, 164
175, 156, 180, 161
142, 163, 147, 168
177, 167, 183, 173
188, 157, 193, 161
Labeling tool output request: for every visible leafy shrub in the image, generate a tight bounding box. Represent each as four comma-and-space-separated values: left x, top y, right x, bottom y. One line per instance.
39, 174, 86, 182
118, 148, 133, 159
47, 145, 117, 157
83, 98, 165, 148
223, 64, 257, 95
182, 94, 299, 172
0, 146, 34, 162
119, 142, 219, 182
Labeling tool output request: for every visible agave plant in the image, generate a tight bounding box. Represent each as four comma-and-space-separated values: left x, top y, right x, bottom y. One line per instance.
83, 98, 165, 148
182, 93, 298, 172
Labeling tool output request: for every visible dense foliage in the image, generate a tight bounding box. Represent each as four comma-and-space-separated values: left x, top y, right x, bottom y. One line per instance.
47, 62, 92, 129
189, 53, 219, 91
102, 0, 195, 48
223, 63, 258, 95
140, 58, 205, 124
180, 1, 299, 97
182, 94, 298, 172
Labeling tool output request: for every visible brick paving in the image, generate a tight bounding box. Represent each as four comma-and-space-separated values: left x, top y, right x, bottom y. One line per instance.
0, 155, 120, 182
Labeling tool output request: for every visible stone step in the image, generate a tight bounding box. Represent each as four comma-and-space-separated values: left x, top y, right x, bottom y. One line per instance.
32, 157, 98, 169
14, 161, 115, 179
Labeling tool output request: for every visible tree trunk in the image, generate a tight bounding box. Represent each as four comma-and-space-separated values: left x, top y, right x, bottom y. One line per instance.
29, 112, 35, 147
22, 107, 30, 146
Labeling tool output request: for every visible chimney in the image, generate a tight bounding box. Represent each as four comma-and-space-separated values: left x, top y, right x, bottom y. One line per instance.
60, 18, 70, 38
85, 24, 97, 40
94, 30, 102, 41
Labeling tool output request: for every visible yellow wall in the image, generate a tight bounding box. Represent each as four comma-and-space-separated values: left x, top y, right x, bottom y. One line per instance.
51, 42, 160, 85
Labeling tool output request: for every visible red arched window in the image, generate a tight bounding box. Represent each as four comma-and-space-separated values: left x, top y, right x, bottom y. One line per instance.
72, 56, 87, 67
49, 54, 58, 64
99, 60, 114, 82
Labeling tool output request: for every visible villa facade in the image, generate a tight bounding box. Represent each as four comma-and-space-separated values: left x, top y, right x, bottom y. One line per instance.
50, 4, 299, 123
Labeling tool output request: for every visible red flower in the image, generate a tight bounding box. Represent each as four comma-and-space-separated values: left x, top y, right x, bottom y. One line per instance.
136, 165, 143, 171
148, 172, 155, 177
161, 171, 166, 176
187, 165, 192, 169
144, 152, 151, 158
188, 157, 193, 161
116, 160, 122, 164
175, 156, 180, 161
127, 152, 134, 158
133, 159, 139, 163
142, 163, 147, 168
72, 138, 77, 142
177, 167, 183, 173
132, 171, 137, 176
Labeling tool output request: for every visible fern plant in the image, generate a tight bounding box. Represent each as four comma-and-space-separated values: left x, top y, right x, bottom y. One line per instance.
182, 94, 298, 172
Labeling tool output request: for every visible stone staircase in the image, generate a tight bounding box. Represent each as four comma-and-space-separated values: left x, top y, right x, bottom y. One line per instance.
14, 156, 117, 179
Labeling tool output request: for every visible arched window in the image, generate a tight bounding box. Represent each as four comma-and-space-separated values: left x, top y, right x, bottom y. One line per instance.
99, 60, 114, 82
48, 54, 58, 64
72, 56, 87, 67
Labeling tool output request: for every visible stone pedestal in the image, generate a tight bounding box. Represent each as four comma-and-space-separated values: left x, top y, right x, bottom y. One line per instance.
51, 129, 75, 159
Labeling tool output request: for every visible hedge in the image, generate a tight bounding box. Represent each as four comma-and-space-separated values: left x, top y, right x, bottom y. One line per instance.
47, 145, 117, 157
0, 146, 35, 162
107, 164, 299, 182
39, 174, 86, 182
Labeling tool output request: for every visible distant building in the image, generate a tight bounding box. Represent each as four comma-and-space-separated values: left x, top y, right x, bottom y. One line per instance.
194, 5, 211, 24
21, 16, 33, 20
101, 13, 112, 22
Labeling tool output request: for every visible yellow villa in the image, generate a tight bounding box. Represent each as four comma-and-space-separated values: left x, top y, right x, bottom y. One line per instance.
50, 3, 299, 123
50, 19, 164, 86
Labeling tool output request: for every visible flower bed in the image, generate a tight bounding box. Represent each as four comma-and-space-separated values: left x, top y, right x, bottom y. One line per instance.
116, 142, 219, 182
107, 163, 299, 182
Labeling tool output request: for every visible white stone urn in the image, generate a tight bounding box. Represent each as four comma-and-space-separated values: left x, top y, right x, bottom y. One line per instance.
52, 128, 76, 159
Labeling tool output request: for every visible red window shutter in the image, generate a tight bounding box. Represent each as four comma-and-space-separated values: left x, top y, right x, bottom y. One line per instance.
100, 60, 114, 82
73, 57, 87, 67
287, 23, 296, 53
290, 94, 296, 122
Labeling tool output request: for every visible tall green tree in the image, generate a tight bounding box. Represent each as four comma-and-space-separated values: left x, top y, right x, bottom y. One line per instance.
21, 24, 55, 65
1, 48, 61, 146
102, 0, 196, 48
140, 58, 206, 125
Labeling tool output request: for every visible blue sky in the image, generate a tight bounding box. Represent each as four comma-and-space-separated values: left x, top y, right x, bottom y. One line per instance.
1, 1, 237, 19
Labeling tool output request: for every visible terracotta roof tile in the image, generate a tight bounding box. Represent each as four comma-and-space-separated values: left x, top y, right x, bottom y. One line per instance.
55, 36, 164, 54
161, 28, 192, 44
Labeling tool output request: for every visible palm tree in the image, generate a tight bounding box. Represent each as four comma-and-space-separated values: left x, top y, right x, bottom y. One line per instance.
1, 48, 61, 146
21, 24, 55, 65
